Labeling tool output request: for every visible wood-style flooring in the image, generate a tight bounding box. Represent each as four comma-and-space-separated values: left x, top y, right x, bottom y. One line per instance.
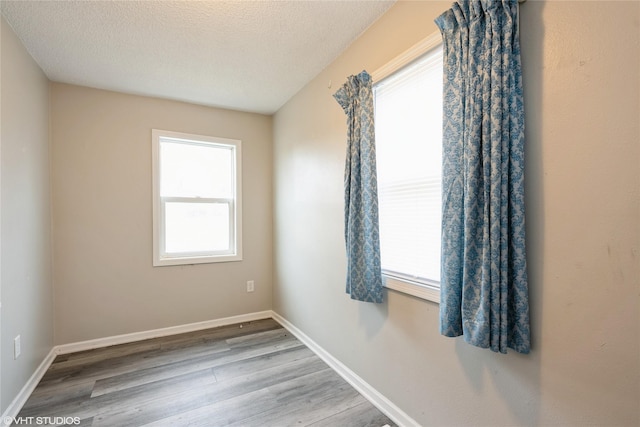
17, 319, 396, 427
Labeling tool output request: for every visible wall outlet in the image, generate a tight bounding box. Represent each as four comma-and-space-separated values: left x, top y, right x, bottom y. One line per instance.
246, 280, 255, 293
14, 335, 21, 360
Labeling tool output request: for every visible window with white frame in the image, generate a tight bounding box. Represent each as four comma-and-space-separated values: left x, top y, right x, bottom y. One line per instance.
372, 33, 443, 303
152, 129, 242, 266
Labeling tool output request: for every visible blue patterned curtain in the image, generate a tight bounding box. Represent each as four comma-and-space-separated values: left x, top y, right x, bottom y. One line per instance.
333, 71, 383, 303
436, 0, 530, 353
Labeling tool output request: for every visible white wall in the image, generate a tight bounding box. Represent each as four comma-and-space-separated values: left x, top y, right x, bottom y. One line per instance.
273, 1, 639, 426
0, 17, 54, 413
51, 83, 273, 344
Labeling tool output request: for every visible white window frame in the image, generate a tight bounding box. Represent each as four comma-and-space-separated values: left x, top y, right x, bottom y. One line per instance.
372, 31, 443, 304
152, 129, 242, 266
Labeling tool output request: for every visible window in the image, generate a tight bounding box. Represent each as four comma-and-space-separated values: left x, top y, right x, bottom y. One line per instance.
152, 129, 242, 266
372, 33, 443, 303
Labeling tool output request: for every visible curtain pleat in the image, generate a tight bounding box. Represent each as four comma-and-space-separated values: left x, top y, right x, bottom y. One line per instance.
436, 0, 530, 354
333, 71, 384, 303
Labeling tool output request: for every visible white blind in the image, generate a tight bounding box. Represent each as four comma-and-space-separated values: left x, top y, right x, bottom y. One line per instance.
374, 44, 443, 286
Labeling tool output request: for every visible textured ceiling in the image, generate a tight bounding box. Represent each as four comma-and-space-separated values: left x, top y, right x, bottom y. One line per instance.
1, 0, 394, 114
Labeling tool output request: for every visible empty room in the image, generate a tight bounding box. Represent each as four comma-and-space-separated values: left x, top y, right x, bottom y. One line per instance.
1, 0, 638, 426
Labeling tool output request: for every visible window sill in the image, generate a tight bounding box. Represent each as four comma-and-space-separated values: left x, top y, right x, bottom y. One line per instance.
153, 253, 242, 267
383, 275, 440, 304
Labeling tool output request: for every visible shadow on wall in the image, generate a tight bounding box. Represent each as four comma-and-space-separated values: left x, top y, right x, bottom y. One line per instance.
358, 291, 389, 339
454, 2, 546, 426
519, 0, 545, 360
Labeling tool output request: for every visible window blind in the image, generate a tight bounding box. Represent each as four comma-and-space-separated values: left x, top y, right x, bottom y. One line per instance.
374, 44, 443, 286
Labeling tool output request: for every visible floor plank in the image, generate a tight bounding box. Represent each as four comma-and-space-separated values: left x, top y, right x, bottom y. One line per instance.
309, 400, 395, 427
17, 319, 396, 427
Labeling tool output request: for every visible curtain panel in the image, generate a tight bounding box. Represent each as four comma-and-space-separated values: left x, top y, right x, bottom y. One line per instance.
436, 0, 530, 353
333, 71, 384, 303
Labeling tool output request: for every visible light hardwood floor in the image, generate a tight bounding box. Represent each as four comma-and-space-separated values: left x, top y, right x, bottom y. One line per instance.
16, 319, 396, 427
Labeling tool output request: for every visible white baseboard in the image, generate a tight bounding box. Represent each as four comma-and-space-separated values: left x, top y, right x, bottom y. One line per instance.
0, 310, 272, 426
55, 310, 272, 355
1, 348, 57, 427
271, 311, 420, 427
2, 310, 415, 427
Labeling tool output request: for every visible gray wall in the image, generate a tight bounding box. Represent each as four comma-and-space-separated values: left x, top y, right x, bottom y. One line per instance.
273, 1, 640, 426
51, 83, 273, 345
1, 17, 54, 412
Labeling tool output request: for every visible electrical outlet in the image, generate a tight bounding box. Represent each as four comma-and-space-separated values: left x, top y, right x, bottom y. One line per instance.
247, 280, 255, 293
14, 335, 21, 360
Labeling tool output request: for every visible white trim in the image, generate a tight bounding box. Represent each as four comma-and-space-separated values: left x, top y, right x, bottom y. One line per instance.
371, 31, 442, 83
1, 348, 57, 427
271, 311, 420, 427
384, 276, 440, 304
55, 310, 271, 355
1, 311, 415, 427
0, 311, 271, 425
